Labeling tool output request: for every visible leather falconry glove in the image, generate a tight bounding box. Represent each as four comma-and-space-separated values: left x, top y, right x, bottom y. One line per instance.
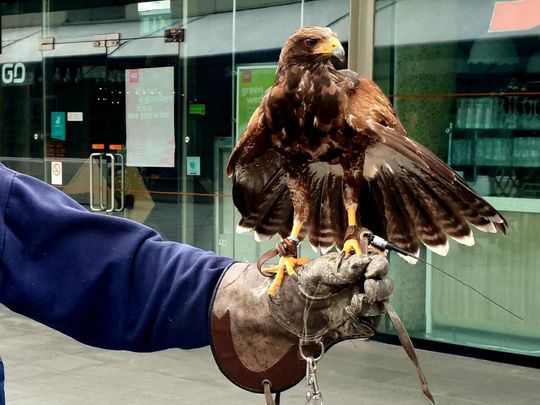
210, 253, 393, 397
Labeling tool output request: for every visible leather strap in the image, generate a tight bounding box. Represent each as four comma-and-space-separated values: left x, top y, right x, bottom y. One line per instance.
384, 301, 435, 404
263, 381, 281, 405
343, 226, 371, 254
343, 225, 360, 241
276, 238, 298, 257
257, 238, 299, 273
257, 248, 279, 274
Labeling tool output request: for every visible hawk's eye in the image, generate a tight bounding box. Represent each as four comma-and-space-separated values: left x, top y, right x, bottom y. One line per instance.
305, 38, 318, 47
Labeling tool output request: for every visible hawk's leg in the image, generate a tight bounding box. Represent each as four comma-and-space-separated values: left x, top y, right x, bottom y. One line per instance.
262, 167, 310, 297
342, 210, 385, 258
262, 223, 310, 297
342, 207, 366, 258
341, 155, 368, 258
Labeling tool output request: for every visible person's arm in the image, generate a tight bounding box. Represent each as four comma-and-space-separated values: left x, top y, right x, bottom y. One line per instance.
0, 164, 233, 351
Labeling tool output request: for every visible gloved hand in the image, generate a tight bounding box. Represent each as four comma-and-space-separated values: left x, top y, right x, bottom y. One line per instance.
210, 252, 393, 394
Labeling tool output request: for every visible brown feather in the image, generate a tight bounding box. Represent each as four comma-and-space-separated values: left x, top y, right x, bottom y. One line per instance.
406, 168, 472, 241
392, 169, 449, 252
305, 163, 347, 252
227, 105, 270, 177
374, 172, 420, 254
231, 150, 285, 229
227, 26, 507, 263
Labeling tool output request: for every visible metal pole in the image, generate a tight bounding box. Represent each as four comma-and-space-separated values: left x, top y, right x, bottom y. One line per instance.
348, 0, 375, 79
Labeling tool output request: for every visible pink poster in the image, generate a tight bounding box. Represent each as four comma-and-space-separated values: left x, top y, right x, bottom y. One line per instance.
125, 66, 175, 167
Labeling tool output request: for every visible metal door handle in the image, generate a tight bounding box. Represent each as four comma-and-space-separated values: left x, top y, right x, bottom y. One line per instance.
89, 152, 125, 213
105, 153, 115, 213
89, 153, 102, 211
99, 154, 106, 210
113, 153, 125, 212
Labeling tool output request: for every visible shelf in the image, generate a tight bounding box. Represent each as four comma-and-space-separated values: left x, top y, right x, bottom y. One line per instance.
455, 127, 540, 131
449, 136, 540, 167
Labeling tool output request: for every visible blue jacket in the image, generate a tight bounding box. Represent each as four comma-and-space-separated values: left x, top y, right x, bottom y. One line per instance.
0, 164, 234, 403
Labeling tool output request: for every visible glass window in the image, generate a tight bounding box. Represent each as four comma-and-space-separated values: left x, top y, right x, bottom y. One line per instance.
1, 1, 358, 403
1, 0, 350, 251
3, 1, 538, 403
0, 4, 43, 178
374, 0, 540, 356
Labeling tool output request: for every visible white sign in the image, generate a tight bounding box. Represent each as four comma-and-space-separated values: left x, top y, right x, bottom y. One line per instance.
138, 0, 170, 12
51, 161, 63, 185
186, 156, 200, 176
1, 63, 25, 84
125, 67, 175, 167
67, 112, 83, 121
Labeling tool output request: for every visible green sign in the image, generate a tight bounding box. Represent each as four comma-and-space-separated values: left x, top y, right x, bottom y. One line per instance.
186, 156, 200, 176
236, 64, 277, 141
189, 102, 206, 116
51, 111, 66, 141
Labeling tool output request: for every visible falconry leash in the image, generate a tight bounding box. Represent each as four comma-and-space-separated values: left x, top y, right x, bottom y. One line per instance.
367, 233, 523, 320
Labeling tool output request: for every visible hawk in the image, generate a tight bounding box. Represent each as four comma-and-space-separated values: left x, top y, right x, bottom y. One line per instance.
227, 26, 507, 296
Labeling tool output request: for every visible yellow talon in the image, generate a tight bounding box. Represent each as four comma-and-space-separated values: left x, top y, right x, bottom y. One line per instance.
342, 238, 365, 259
263, 256, 310, 297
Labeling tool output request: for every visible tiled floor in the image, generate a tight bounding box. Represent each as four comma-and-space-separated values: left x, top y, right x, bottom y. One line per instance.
1, 306, 539, 404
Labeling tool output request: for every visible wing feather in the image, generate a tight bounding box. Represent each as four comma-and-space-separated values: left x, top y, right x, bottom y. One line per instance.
305, 164, 328, 251
343, 76, 506, 261
405, 168, 474, 245
229, 70, 507, 262
392, 167, 449, 254
373, 171, 420, 255
227, 103, 270, 177
305, 163, 347, 252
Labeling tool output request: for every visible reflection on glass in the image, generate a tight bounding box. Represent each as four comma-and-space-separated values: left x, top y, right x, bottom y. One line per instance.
374, 0, 540, 357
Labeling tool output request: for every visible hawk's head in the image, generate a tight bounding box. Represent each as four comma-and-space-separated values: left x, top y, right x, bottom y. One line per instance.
279, 26, 345, 67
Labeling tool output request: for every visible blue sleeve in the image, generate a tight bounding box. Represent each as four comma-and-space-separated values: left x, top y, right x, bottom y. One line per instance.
0, 165, 234, 351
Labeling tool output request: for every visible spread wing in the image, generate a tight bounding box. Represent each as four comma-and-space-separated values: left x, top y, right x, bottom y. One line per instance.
227, 100, 293, 241
227, 73, 507, 259
227, 96, 384, 252
345, 77, 507, 259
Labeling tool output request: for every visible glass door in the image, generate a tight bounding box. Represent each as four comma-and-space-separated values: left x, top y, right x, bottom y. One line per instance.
0, 4, 44, 179
41, 0, 183, 240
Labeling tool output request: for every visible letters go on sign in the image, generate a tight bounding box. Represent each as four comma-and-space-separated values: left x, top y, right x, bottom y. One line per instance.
1, 63, 26, 84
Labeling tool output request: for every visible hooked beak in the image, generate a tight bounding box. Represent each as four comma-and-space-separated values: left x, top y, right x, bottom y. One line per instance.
314, 37, 345, 62
332, 44, 346, 62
